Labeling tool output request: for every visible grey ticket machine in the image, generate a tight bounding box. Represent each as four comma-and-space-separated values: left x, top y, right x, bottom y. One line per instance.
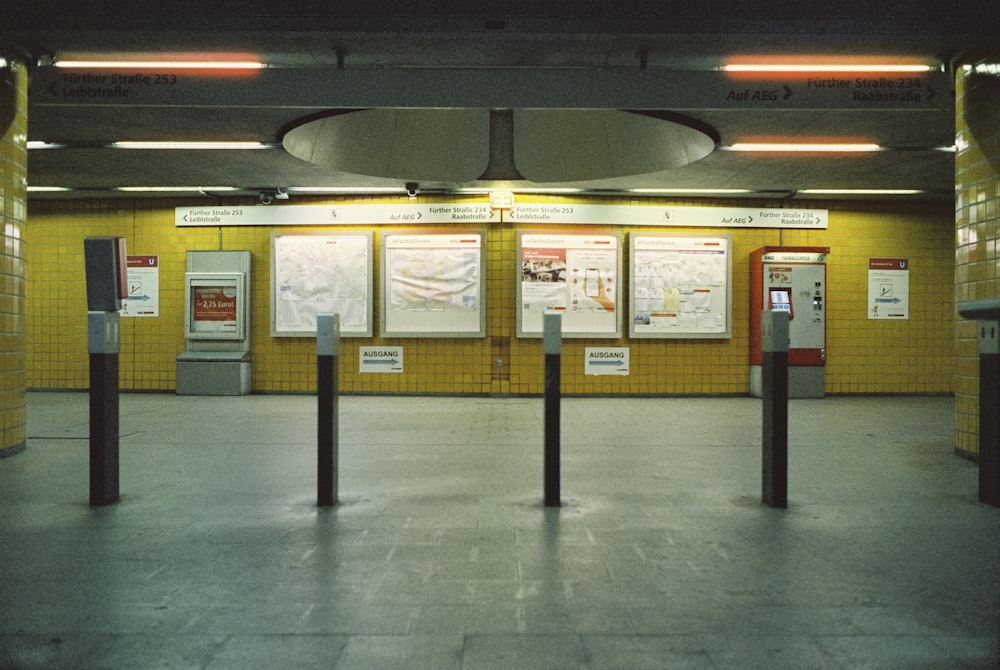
176, 250, 252, 395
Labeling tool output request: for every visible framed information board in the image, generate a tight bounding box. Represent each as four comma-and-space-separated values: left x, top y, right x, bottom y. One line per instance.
380, 230, 486, 338
270, 232, 373, 337
629, 233, 732, 339
517, 231, 622, 338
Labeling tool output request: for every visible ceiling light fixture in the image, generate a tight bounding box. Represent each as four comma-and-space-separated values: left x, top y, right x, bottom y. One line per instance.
630, 188, 752, 194
54, 60, 265, 69
116, 186, 239, 192
111, 141, 271, 150
723, 143, 882, 152
798, 189, 923, 195
27, 186, 72, 192
722, 64, 933, 73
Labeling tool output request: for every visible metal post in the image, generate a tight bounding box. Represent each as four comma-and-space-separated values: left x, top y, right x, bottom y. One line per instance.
976, 320, 1000, 506
761, 310, 789, 508
543, 311, 562, 507
317, 314, 340, 507
88, 311, 120, 506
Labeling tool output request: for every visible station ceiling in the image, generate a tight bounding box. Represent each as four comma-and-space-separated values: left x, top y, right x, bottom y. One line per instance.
5, 1, 1000, 202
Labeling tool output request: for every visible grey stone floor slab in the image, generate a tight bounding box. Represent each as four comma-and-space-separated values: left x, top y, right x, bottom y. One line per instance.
0, 392, 997, 668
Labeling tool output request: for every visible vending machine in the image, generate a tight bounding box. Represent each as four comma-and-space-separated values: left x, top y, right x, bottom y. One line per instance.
749, 246, 829, 398
176, 250, 252, 395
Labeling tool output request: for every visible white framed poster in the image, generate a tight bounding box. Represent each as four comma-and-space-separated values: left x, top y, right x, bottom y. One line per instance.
120, 255, 159, 318
629, 233, 732, 339
517, 230, 622, 338
868, 257, 909, 319
270, 231, 373, 337
380, 230, 485, 338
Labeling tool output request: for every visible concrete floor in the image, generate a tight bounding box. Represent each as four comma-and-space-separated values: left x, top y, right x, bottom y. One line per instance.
1, 392, 997, 669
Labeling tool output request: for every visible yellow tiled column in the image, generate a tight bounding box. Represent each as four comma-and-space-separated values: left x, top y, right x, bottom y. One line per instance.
955, 66, 1000, 458
0, 59, 27, 457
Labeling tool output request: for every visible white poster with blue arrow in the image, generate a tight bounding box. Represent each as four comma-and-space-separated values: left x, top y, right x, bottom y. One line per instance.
584, 347, 630, 376
119, 255, 159, 318
868, 258, 909, 320
359, 346, 404, 374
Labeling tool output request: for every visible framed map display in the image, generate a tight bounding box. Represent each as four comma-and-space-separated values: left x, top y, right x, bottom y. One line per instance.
380, 230, 485, 338
629, 233, 731, 339
270, 232, 374, 337
517, 231, 622, 338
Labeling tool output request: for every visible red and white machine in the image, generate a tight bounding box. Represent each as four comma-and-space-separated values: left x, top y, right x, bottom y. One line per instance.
749, 246, 829, 398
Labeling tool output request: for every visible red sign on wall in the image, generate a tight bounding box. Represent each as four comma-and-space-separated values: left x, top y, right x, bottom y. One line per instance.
193, 286, 237, 322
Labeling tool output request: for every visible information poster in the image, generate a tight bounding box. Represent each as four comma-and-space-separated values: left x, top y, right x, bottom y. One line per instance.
271, 232, 373, 337
518, 231, 621, 338
381, 230, 485, 337
868, 257, 909, 319
629, 234, 731, 339
191, 285, 239, 335
120, 255, 159, 318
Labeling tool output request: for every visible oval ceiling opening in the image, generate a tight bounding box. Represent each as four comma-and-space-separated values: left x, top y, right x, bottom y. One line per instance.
282, 108, 716, 183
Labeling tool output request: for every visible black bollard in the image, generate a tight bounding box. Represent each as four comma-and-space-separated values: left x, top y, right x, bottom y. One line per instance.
543, 312, 562, 507
957, 300, 1000, 506
316, 314, 340, 507
88, 311, 120, 506
761, 310, 789, 508
976, 321, 1000, 506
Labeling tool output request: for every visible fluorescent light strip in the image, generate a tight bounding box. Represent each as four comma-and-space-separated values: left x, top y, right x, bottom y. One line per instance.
725, 143, 882, 152
288, 186, 406, 194
799, 189, 923, 195
722, 64, 933, 73
27, 186, 72, 192
27, 142, 66, 149
55, 60, 265, 69
112, 141, 269, 150
630, 188, 751, 194
116, 186, 239, 192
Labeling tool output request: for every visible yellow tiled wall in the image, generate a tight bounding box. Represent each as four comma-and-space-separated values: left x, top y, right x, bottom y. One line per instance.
955, 66, 1000, 458
1, 60, 28, 457
25, 196, 954, 397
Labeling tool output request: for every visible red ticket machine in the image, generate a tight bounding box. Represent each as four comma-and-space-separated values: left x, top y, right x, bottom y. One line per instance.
749, 246, 829, 398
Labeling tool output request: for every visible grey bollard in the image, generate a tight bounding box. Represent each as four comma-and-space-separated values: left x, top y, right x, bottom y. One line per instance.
88, 311, 121, 506
316, 314, 340, 507
543, 311, 562, 507
761, 310, 790, 508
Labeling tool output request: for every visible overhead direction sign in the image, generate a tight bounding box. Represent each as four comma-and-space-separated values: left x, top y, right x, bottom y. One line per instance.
176, 203, 496, 227
177, 203, 827, 229
33, 67, 951, 112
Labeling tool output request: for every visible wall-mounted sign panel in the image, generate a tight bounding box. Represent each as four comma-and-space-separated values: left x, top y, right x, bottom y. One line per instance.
176, 203, 496, 227
176, 203, 826, 230
629, 234, 732, 339
120, 255, 159, 318
509, 204, 826, 229
359, 346, 404, 373
868, 257, 909, 319
585, 347, 630, 375
381, 231, 485, 338
518, 231, 622, 338
270, 232, 373, 337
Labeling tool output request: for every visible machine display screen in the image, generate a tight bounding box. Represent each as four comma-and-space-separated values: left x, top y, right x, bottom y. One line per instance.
769, 288, 792, 315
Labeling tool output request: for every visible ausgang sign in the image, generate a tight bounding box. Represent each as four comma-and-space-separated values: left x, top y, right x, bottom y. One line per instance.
359, 346, 403, 374
585, 347, 630, 376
